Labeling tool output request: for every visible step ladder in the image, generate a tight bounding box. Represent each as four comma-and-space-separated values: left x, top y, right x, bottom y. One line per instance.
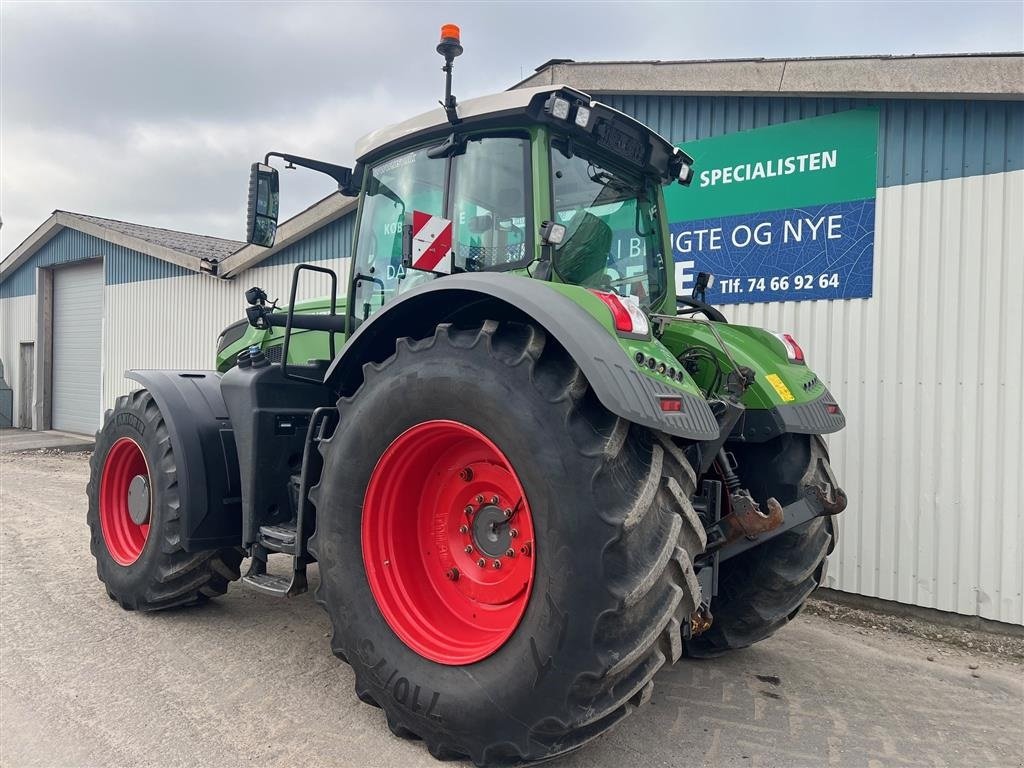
242, 406, 337, 597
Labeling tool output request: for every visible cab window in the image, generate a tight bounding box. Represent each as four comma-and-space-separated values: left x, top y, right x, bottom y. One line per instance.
550, 138, 666, 308
449, 136, 532, 271
353, 147, 445, 317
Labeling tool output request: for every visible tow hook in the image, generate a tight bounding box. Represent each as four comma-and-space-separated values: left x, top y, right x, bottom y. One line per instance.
690, 603, 714, 636
703, 490, 785, 555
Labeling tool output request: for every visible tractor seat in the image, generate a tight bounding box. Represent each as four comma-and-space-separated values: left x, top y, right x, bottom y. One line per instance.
552, 212, 612, 287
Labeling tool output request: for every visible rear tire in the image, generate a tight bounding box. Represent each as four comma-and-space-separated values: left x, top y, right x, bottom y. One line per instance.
309, 321, 705, 765
86, 389, 243, 611
686, 434, 836, 657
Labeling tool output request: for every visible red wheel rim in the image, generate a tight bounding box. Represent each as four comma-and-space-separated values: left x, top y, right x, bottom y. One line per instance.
362, 420, 536, 665
99, 437, 152, 566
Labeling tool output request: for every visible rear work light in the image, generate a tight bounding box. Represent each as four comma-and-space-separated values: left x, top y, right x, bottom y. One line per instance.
772, 332, 805, 364
546, 95, 571, 121
590, 290, 650, 337
574, 105, 591, 128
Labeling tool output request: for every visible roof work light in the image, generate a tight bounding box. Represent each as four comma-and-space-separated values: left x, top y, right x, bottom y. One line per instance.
546, 96, 571, 120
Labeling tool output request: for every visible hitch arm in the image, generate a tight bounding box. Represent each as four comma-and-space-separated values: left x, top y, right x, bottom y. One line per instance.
703, 479, 848, 564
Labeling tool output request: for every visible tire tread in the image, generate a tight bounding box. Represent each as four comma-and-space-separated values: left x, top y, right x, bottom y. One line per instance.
87, 389, 243, 612
309, 321, 706, 765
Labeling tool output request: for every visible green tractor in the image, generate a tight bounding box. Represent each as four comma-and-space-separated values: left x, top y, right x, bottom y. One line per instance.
87, 26, 847, 765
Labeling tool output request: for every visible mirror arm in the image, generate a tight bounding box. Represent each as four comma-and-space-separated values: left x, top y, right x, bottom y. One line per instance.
426, 133, 467, 159
265, 151, 358, 194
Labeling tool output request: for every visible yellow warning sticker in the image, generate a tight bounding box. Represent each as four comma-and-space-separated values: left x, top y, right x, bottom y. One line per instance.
765, 373, 796, 403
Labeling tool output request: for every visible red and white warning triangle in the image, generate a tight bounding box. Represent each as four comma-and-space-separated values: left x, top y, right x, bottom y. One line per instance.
409, 210, 453, 275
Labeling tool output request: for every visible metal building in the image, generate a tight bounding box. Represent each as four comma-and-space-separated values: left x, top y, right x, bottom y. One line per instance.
517, 54, 1024, 626
0, 203, 354, 434
0, 53, 1020, 625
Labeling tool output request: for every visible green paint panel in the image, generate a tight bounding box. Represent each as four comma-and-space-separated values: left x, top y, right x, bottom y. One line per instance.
658, 318, 827, 408
215, 296, 345, 372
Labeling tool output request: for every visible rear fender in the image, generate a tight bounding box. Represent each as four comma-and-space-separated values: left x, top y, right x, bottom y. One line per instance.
125, 370, 242, 550
323, 273, 720, 441
659, 319, 845, 442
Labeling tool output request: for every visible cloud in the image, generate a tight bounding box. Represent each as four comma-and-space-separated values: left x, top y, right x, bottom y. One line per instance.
2, 0, 1022, 255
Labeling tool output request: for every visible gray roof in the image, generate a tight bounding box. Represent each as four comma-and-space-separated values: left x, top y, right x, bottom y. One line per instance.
64, 212, 244, 261
218, 192, 355, 278
515, 53, 1024, 99
1, 210, 246, 282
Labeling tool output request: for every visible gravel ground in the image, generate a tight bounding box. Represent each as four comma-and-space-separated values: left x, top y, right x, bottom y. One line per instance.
1, 451, 1022, 768
803, 597, 1024, 661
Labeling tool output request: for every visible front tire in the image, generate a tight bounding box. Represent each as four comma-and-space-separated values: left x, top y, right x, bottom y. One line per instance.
309, 321, 706, 765
86, 389, 243, 611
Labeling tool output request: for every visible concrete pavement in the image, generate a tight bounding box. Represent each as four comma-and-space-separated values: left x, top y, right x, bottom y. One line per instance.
0, 428, 93, 454
1, 451, 1021, 768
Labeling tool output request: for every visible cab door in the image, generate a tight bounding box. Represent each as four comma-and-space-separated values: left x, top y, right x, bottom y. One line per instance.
351, 146, 446, 320
448, 134, 533, 273
349, 133, 536, 323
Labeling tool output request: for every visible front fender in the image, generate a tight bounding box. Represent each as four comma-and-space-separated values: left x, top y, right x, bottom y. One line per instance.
324, 273, 720, 441
125, 370, 242, 550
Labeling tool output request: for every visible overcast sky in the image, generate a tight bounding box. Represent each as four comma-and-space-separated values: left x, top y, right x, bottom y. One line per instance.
2, 0, 1022, 256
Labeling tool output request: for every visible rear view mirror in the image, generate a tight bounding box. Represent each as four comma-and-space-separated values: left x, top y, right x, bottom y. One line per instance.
246, 163, 279, 247
692, 271, 715, 301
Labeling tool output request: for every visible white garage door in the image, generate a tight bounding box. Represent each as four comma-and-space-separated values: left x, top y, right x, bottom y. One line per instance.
52, 260, 104, 434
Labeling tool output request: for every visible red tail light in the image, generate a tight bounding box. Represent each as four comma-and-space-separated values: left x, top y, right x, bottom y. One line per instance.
590, 290, 650, 336
659, 396, 683, 412
773, 332, 805, 364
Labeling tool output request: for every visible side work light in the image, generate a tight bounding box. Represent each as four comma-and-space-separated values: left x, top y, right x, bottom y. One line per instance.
539, 220, 567, 245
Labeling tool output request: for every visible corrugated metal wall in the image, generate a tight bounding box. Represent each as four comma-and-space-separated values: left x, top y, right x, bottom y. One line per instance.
599, 94, 1024, 624
100, 216, 355, 401
0, 228, 191, 299
103, 254, 351, 410
731, 171, 1023, 625
261, 213, 354, 267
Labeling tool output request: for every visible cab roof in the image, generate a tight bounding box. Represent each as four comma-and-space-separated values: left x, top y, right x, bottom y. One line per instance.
354, 84, 579, 162
353, 84, 686, 185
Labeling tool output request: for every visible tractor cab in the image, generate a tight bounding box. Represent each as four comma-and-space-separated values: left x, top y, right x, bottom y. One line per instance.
348, 111, 680, 321
244, 25, 693, 334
